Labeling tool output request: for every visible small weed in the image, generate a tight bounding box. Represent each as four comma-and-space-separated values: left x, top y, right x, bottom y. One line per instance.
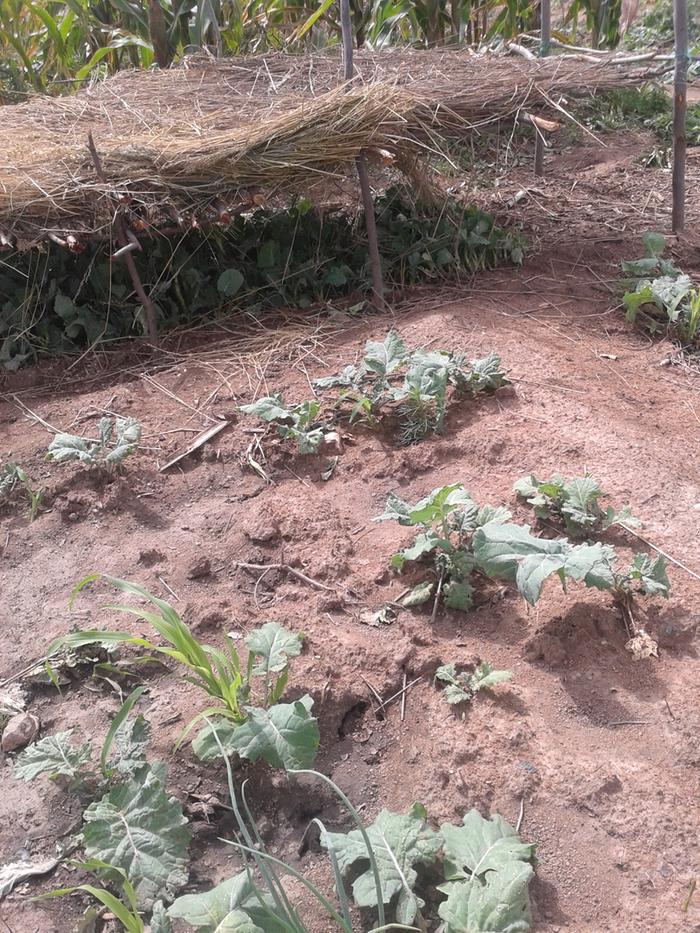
514, 472, 637, 536
47, 417, 141, 475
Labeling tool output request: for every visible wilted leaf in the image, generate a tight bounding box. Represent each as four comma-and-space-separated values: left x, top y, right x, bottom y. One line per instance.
313, 365, 359, 390
13, 730, 93, 783
359, 605, 398, 626
322, 803, 441, 924
244, 623, 303, 677
0, 856, 62, 898
401, 580, 435, 607
625, 630, 659, 660
82, 766, 191, 908
47, 433, 95, 464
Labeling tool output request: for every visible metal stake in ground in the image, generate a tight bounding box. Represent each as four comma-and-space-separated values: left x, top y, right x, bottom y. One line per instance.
671, 0, 688, 232
87, 133, 159, 342
340, 0, 384, 308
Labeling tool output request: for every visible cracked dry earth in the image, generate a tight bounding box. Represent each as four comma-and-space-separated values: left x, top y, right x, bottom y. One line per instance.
1, 244, 700, 932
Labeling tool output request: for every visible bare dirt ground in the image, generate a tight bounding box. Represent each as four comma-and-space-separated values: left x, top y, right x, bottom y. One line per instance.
1, 133, 700, 933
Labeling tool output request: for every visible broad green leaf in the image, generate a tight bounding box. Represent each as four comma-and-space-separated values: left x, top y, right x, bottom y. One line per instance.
441, 810, 535, 882
438, 861, 534, 932
224, 697, 319, 770
82, 767, 191, 908
244, 623, 303, 677
217, 268, 244, 297
560, 475, 601, 528
13, 731, 92, 783
392, 531, 442, 569
602, 505, 637, 530
470, 662, 512, 693
443, 580, 474, 612
623, 284, 654, 321
191, 717, 239, 762
621, 257, 661, 276
322, 803, 441, 924
401, 580, 434, 606
476, 505, 512, 528
108, 714, 150, 777
150, 900, 173, 933
239, 396, 291, 423
650, 274, 692, 321
361, 330, 408, 380
406, 484, 472, 527
641, 231, 666, 258
47, 432, 94, 464
168, 871, 271, 931
107, 418, 141, 464
627, 553, 670, 596
313, 365, 358, 390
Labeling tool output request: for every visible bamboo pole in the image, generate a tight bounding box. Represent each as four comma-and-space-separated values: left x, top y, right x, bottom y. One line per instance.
671, 0, 688, 232
534, 0, 551, 177
340, 0, 384, 307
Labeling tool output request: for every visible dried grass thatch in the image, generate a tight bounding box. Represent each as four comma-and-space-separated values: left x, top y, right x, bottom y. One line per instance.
0, 47, 662, 246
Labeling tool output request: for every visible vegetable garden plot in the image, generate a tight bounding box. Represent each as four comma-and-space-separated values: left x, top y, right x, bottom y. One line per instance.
1, 253, 699, 932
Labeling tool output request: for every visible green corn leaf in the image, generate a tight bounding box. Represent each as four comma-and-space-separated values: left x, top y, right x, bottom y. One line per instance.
322, 803, 441, 925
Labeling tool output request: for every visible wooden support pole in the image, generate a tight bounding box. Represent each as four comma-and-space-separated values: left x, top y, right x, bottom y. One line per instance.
340, 0, 384, 307
671, 0, 688, 232
534, 0, 551, 177
87, 133, 159, 341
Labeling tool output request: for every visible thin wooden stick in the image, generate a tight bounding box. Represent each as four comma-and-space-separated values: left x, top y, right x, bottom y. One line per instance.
620, 523, 700, 583
400, 668, 407, 722
340, 0, 384, 309
671, 0, 688, 232
87, 133, 159, 341
534, 4, 551, 178
234, 560, 335, 592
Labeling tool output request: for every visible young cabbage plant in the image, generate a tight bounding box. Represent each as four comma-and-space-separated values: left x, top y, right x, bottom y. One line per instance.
314, 331, 508, 445
47, 577, 318, 771
435, 661, 512, 705
513, 472, 636, 536
620, 233, 699, 345
0, 462, 42, 520
374, 483, 512, 614
47, 417, 141, 474
239, 395, 327, 454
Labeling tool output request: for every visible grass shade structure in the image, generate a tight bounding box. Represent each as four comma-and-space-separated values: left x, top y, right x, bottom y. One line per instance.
0, 48, 666, 248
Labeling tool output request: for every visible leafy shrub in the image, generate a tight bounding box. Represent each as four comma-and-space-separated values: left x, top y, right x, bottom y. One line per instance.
514, 472, 636, 536
0, 192, 523, 369
47, 417, 141, 474
47, 577, 318, 771
620, 233, 700, 346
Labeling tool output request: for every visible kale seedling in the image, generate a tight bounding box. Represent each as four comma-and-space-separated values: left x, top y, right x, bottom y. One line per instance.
239, 395, 327, 454
0, 463, 42, 520
435, 661, 512, 705
374, 483, 512, 614
47, 417, 141, 475
514, 472, 636, 536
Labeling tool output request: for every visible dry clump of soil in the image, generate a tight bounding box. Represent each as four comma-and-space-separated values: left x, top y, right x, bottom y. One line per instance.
1, 156, 700, 932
